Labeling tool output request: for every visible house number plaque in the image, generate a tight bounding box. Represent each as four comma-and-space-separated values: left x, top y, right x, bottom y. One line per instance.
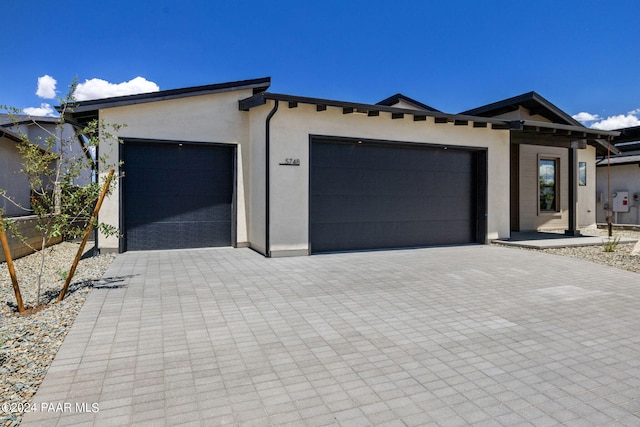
279, 158, 300, 166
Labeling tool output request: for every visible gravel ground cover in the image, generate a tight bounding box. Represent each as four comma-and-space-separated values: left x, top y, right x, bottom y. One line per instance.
0, 242, 115, 427
0, 230, 638, 426
506, 228, 640, 274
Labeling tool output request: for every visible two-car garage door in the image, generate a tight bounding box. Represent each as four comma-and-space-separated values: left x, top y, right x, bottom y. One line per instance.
310, 139, 486, 253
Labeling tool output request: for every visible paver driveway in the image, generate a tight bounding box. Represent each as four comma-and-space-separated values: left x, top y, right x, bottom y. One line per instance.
21, 245, 640, 426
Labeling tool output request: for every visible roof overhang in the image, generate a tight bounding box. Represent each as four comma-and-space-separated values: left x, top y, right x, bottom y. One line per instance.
460, 91, 583, 126
240, 93, 620, 154
510, 120, 620, 155
596, 154, 640, 166
61, 77, 272, 125
613, 125, 640, 144
239, 92, 513, 128
0, 128, 23, 142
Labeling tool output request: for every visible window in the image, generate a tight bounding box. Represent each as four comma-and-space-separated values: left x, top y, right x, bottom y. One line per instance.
539, 158, 558, 212
578, 162, 587, 186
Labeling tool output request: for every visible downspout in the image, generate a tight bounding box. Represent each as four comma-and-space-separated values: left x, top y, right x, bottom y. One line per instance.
265, 99, 279, 257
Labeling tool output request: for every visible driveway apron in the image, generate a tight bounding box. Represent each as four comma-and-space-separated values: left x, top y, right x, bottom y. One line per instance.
20, 245, 640, 426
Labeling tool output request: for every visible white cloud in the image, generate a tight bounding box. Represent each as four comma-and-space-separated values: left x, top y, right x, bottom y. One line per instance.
35, 75, 57, 99
590, 114, 640, 130
74, 77, 160, 101
23, 103, 57, 117
572, 112, 600, 123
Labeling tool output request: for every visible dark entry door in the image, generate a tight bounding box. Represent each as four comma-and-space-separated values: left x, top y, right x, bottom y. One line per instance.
123, 140, 234, 251
310, 139, 484, 253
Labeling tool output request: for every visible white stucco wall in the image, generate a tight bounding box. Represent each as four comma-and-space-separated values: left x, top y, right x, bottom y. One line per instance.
98, 94, 511, 255
98, 88, 255, 251
263, 101, 511, 256
596, 163, 640, 225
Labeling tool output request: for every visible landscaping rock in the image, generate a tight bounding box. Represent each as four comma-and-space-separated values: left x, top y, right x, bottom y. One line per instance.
0, 242, 114, 426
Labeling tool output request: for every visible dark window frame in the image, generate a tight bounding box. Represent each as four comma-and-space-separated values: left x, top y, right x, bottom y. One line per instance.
539, 156, 560, 213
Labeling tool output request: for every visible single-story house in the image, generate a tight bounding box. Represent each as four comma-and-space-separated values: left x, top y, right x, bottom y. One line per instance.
65, 77, 619, 256
596, 126, 640, 225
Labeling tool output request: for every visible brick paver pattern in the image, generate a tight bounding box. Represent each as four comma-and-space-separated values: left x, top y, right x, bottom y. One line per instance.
20, 245, 640, 426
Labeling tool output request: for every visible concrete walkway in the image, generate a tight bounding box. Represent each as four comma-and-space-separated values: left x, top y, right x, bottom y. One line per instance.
21, 246, 640, 426
494, 231, 637, 249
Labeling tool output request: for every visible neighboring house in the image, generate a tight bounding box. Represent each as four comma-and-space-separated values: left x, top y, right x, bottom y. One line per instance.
64, 77, 618, 256
596, 126, 640, 225
0, 127, 31, 217
0, 127, 64, 261
0, 114, 92, 188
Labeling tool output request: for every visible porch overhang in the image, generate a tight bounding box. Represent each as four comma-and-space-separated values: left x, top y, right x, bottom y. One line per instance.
509, 120, 620, 155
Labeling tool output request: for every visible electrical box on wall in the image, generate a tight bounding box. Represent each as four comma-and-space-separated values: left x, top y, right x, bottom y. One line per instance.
612, 191, 630, 213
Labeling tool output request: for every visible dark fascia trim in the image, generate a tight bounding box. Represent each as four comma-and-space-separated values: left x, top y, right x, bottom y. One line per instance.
517, 120, 620, 138
239, 92, 512, 127
514, 119, 620, 154
376, 93, 442, 112
0, 128, 23, 142
614, 125, 640, 143
461, 91, 582, 127
60, 77, 271, 114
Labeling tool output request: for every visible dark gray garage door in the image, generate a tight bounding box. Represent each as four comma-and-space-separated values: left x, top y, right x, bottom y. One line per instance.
122, 140, 234, 251
310, 139, 486, 253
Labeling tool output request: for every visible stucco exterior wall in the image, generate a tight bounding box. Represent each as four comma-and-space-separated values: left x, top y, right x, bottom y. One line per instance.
0, 136, 31, 217
265, 102, 511, 255
596, 163, 640, 225
518, 145, 596, 230
578, 146, 597, 228
519, 145, 568, 230
98, 88, 255, 251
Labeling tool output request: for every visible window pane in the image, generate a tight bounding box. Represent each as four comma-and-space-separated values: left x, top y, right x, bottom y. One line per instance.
539, 159, 557, 211
579, 162, 586, 186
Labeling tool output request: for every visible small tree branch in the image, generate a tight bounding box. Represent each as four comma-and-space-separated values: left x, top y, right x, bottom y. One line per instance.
58, 169, 115, 302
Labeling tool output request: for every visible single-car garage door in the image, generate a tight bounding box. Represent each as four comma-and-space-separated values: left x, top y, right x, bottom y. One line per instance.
310, 138, 486, 253
122, 140, 234, 251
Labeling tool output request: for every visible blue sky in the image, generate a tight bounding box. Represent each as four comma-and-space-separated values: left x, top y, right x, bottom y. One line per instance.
2, 0, 639, 129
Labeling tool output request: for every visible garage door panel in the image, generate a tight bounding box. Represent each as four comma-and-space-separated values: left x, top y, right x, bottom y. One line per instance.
310, 140, 481, 253
312, 195, 472, 223
127, 202, 232, 225
314, 168, 473, 197
311, 219, 474, 252
123, 141, 234, 251
317, 143, 459, 172
126, 220, 232, 251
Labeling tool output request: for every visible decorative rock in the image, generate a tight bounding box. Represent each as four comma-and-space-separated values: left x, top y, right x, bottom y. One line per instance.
0, 241, 115, 426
